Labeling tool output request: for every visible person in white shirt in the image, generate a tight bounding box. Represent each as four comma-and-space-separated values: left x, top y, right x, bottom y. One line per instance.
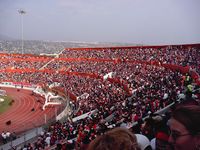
1, 131, 7, 144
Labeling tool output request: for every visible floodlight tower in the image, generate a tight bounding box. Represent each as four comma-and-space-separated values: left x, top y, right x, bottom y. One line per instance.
18, 9, 26, 54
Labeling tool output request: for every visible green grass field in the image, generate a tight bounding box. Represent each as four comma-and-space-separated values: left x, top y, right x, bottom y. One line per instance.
0, 95, 12, 114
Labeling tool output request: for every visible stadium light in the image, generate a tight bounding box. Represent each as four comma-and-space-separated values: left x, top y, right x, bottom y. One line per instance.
18, 9, 26, 54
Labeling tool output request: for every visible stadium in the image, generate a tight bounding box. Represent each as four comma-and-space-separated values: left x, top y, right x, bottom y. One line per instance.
1, 0, 200, 149
0, 44, 200, 149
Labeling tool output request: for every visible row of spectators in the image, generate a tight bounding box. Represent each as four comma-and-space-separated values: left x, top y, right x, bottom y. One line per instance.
0, 60, 47, 70
60, 46, 200, 73
0, 53, 51, 70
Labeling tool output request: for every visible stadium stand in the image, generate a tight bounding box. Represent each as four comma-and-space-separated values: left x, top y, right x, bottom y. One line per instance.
0, 44, 200, 149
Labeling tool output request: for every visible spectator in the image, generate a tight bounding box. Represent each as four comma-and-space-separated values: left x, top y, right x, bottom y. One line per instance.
1, 131, 7, 144
135, 134, 152, 150
168, 105, 200, 150
6, 131, 11, 141
88, 127, 140, 150
11, 132, 17, 140
45, 135, 51, 147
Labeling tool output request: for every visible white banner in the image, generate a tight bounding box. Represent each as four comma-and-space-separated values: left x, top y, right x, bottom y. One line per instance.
103, 72, 115, 80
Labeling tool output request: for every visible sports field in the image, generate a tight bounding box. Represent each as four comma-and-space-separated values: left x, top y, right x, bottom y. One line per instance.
0, 96, 12, 114
0, 87, 61, 134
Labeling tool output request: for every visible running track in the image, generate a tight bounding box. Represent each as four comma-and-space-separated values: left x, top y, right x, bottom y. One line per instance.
0, 87, 61, 134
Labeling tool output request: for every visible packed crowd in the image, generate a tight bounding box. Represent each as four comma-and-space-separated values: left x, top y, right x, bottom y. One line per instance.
60, 45, 200, 74
16, 82, 200, 150
0, 44, 200, 150
0, 53, 51, 69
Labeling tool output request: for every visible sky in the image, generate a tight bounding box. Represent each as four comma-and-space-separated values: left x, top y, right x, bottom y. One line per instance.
0, 0, 200, 45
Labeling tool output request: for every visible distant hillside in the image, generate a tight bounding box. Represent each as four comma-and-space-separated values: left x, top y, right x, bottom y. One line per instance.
0, 40, 141, 54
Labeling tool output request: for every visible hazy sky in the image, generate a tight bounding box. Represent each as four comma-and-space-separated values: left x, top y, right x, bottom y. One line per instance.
0, 0, 199, 44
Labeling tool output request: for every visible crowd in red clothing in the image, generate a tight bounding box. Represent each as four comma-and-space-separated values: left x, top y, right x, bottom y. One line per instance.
0, 44, 199, 149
